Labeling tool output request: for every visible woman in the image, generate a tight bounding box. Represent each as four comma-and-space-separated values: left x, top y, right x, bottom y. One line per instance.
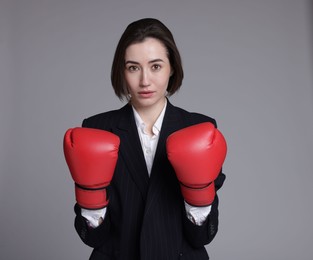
64, 18, 226, 260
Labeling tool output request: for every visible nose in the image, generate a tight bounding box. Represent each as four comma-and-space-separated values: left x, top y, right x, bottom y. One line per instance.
140, 69, 150, 87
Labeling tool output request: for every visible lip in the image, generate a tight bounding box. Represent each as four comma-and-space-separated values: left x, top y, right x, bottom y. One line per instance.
138, 91, 155, 98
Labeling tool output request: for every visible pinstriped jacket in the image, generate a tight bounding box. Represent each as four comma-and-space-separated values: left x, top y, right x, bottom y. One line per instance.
74, 100, 226, 260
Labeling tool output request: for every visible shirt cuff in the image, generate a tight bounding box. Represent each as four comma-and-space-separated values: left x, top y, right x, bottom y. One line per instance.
184, 201, 212, 226
81, 208, 106, 228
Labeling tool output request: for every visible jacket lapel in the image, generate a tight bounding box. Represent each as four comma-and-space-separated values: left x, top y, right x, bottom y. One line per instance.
113, 104, 150, 201
144, 101, 183, 215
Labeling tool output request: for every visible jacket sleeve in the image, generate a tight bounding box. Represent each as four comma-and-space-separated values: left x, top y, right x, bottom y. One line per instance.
74, 203, 113, 248
182, 171, 226, 248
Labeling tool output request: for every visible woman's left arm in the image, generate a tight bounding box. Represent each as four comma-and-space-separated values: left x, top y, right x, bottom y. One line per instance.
182, 171, 226, 248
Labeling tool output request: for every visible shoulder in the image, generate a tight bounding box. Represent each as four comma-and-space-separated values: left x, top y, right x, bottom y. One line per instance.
81, 104, 129, 130
170, 103, 217, 128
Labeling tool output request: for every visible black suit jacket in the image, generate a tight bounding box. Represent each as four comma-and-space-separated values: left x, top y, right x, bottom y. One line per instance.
74, 100, 226, 260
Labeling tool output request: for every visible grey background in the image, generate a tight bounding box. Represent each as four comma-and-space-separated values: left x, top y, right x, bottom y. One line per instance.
1, 0, 313, 259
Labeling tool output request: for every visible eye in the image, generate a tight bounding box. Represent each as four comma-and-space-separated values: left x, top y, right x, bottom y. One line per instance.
151, 64, 161, 71
126, 65, 139, 72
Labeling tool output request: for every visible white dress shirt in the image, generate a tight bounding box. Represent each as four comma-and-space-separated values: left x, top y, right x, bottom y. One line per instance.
82, 101, 211, 227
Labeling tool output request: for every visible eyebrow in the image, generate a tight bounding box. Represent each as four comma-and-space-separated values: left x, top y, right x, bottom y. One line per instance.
125, 59, 165, 65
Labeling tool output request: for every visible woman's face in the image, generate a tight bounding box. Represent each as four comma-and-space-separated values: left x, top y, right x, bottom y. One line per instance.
124, 37, 172, 111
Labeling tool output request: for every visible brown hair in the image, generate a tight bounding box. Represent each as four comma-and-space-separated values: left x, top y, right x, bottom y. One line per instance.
111, 18, 184, 100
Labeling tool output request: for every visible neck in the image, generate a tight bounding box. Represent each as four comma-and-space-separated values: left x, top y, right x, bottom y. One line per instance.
132, 98, 166, 134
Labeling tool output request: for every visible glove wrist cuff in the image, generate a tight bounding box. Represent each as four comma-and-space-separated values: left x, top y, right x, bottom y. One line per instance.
180, 182, 215, 207
75, 184, 108, 210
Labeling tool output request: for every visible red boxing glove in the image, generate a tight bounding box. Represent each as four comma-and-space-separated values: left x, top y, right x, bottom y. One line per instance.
166, 122, 227, 206
63, 127, 120, 209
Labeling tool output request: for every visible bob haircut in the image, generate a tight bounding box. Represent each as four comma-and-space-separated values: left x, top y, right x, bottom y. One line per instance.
111, 18, 184, 100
